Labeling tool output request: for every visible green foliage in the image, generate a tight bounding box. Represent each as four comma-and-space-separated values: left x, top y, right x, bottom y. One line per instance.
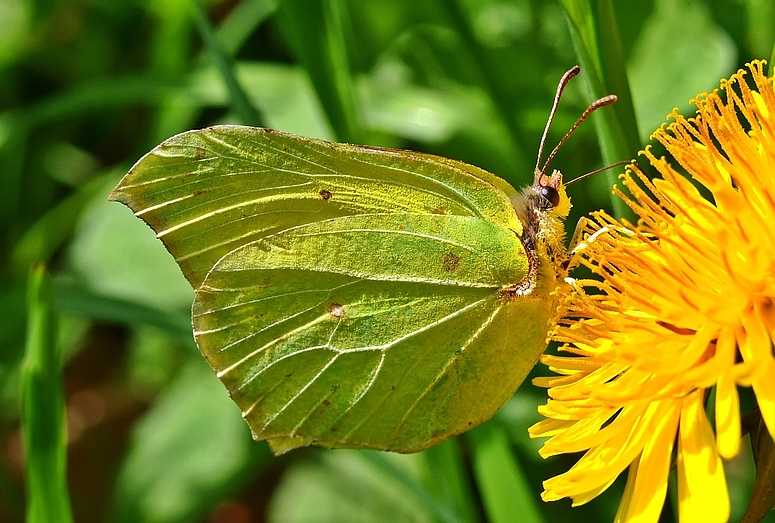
2, 0, 774, 522
628, 0, 737, 139
112, 358, 269, 522
190, 0, 265, 126
468, 422, 545, 523
21, 265, 73, 523
276, 0, 363, 142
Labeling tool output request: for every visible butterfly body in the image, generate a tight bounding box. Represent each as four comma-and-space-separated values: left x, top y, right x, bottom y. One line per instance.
509, 170, 571, 298
110, 126, 571, 453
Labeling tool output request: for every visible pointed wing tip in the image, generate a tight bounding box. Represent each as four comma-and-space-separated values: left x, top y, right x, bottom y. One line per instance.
106, 183, 139, 211
106, 187, 123, 203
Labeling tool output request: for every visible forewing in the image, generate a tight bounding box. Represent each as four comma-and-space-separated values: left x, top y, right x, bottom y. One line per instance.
109, 126, 522, 287
193, 214, 553, 453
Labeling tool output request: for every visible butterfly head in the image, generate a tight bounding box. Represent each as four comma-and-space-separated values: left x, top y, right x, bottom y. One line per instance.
533, 169, 571, 219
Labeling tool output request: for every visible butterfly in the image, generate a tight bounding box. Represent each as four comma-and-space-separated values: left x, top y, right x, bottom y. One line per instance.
109, 66, 615, 454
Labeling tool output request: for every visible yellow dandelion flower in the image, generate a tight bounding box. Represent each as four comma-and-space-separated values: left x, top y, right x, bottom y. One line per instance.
529, 60, 775, 523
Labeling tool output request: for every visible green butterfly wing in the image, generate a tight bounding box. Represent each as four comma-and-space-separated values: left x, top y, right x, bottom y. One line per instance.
110, 126, 558, 453
110, 125, 524, 288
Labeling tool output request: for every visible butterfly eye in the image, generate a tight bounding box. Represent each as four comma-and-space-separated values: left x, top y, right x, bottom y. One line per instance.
540, 186, 560, 207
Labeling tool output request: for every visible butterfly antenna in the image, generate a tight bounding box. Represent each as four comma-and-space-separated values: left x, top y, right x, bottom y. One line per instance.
565, 160, 630, 186
535, 66, 581, 175
539, 94, 618, 177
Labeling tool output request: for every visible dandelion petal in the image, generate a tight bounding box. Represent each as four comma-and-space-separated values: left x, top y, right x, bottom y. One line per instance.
677, 391, 729, 523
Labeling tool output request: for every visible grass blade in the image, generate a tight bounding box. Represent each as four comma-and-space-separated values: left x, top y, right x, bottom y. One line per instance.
10, 174, 110, 278
468, 422, 546, 523
421, 439, 481, 523
275, 0, 363, 142
190, 0, 264, 126
437, 0, 527, 170
770, 44, 775, 77
51, 279, 193, 346
215, 0, 278, 57
559, 0, 640, 218
21, 264, 73, 523
360, 451, 459, 523
596, 0, 640, 153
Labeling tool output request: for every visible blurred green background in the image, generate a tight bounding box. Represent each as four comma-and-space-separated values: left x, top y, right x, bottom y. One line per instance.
1, 0, 773, 521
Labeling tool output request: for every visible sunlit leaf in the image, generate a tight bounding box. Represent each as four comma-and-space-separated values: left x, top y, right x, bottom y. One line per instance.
267, 450, 435, 523
112, 358, 268, 523
627, 0, 736, 138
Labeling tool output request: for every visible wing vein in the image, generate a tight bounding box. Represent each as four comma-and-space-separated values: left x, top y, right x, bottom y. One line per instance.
389, 302, 504, 445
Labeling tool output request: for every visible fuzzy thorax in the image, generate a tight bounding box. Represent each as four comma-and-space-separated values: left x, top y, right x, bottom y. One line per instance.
511, 169, 572, 289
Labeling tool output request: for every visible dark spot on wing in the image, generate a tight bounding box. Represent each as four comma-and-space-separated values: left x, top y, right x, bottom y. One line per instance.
442, 252, 460, 272
431, 206, 446, 214
194, 147, 206, 160
326, 302, 345, 319
319, 189, 333, 200
192, 189, 206, 196
322, 399, 331, 406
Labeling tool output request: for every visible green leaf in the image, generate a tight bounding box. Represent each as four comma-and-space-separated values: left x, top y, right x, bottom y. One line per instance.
110, 126, 565, 453
0, 0, 31, 68
419, 439, 480, 523
112, 358, 268, 523
627, 0, 736, 139
68, 178, 194, 312
275, 0, 363, 142
190, 0, 264, 126
267, 450, 437, 523
559, 0, 600, 75
212, 0, 278, 57
10, 173, 111, 278
21, 264, 73, 523
360, 450, 461, 523
468, 421, 545, 523
436, 0, 527, 169
190, 62, 334, 139
52, 279, 193, 345
596, 0, 639, 153
770, 44, 775, 77
559, 0, 640, 219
